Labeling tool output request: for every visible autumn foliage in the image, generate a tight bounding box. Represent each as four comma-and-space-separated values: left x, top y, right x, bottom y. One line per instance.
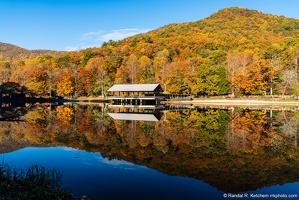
1, 7, 299, 97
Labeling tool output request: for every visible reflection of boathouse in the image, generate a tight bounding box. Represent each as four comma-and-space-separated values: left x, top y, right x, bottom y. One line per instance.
108, 112, 163, 122
107, 84, 165, 105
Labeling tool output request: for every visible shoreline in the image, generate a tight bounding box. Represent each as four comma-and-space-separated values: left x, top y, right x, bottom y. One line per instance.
167, 99, 299, 106
71, 97, 299, 106
2, 97, 299, 106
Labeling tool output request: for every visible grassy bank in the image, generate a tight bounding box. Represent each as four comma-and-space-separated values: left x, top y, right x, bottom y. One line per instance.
0, 161, 76, 200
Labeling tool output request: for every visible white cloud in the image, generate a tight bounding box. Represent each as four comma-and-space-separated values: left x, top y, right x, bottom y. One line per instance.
62, 147, 78, 151
65, 28, 151, 51
94, 28, 151, 42
80, 31, 103, 40
64, 44, 100, 51
97, 156, 147, 170
100, 157, 135, 166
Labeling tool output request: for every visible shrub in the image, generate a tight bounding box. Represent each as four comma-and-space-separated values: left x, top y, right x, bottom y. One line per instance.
0, 161, 75, 200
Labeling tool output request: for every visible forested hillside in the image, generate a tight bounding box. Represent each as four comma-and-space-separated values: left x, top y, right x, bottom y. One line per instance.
0, 42, 63, 60
1, 7, 299, 97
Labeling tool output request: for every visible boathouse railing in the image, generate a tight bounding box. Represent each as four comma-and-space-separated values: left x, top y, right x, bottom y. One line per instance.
163, 94, 192, 101
108, 94, 192, 101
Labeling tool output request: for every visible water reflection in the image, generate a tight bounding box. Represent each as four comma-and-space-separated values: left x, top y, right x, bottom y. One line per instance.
4, 147, 221, 200
0, 103, 299, 199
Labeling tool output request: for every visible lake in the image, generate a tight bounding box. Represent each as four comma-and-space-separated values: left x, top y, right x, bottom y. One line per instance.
0, 103, 299, 200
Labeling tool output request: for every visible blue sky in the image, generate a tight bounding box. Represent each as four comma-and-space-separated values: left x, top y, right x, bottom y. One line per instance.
1, 0, 299, 51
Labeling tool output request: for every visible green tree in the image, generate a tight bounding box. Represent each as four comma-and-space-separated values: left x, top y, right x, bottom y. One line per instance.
193, 64, 220, 96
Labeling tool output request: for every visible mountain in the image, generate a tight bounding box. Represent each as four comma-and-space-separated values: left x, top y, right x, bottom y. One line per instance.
95, 7, 299, 95
115, 6, 299, 58
2, 7, 299, 97
0, 42, 63, 60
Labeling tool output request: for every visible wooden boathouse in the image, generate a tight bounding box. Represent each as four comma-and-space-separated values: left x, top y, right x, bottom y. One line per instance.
107, 84, 165, 105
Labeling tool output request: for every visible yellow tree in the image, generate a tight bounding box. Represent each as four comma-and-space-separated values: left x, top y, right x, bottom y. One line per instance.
22, 58, 49, 96
138, 55, 153, 83
226, 51, 252, 96
0, 61, 10, 83
239, 59, 275, 95
165, 59, 195, 94
9, 60, 26, 84
54, 69, 74, 97
38, 56, 56, 97
78, 57, 100, 96
126, 54, 138, 84
96, 60, 110, 97
153, 49, 169, 85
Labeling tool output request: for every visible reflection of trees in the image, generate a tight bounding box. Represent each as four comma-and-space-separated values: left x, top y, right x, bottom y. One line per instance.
137, 122, 153, 147
0, 105, 28, 121
276, 111, 299, 152
75, 105, 112, 146
0, 104, 115, 149
281, 118, 298, 148
1, 105, 299, 193
115, 120, 137, 148
226, 109, 280, 154
56, 106, 74, 128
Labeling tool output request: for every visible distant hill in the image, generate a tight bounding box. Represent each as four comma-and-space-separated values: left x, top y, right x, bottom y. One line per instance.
0, 42, 63, 60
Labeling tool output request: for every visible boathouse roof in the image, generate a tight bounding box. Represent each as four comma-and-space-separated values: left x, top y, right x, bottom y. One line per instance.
107, 84, 162, 92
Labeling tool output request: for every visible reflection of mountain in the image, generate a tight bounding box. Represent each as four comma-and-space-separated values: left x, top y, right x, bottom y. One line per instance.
0, 138, 33, 153
105, 141, 299, 193
1, 104, 299, 193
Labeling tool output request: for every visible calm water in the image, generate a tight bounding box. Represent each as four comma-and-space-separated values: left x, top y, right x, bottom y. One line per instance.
1, 103, 299, 200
